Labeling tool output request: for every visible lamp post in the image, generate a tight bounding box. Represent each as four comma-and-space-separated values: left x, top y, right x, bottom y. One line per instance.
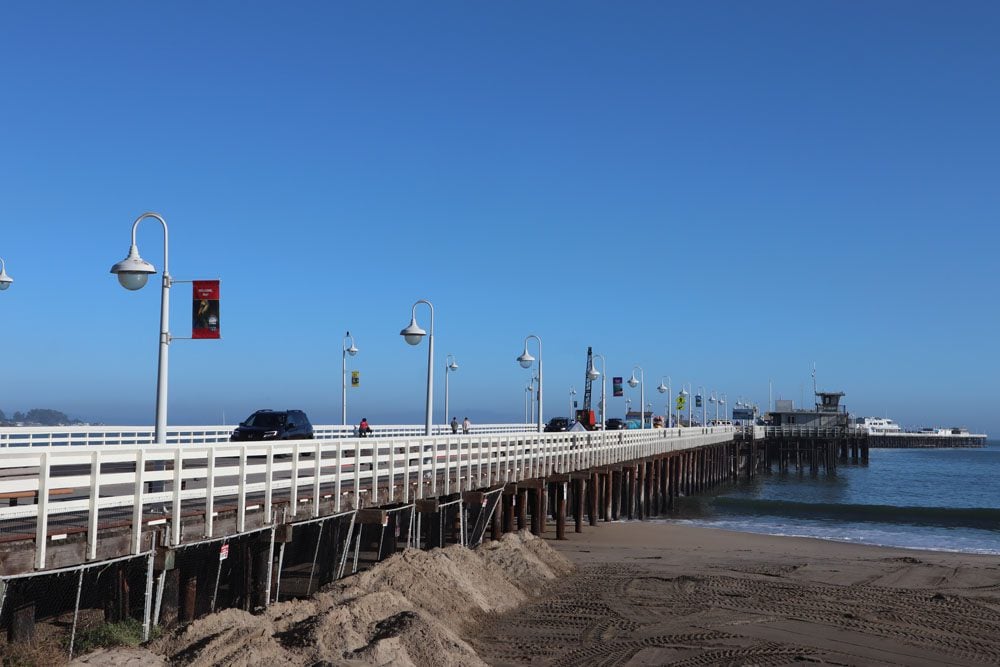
699, 385, 707, 427
110, 212, 171, 449
0, 257, 13, 291
516, 335, 543, 432
678, 386, 689, 427
400, 299, 434, 436
627, 365, 645, 428
342, 332, 358, 425
686, 383, 693, 427
444, 354, 459, 427
588, 353, 607, 430
720, 393, 728, 424
709, 391, 718, 424
524, 378, 535, 424
569, 386, 576, 422
657, 376, 671, 427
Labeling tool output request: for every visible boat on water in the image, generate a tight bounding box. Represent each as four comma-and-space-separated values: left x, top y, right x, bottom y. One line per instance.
854, 417, 902, 435
855, 417, 987, 448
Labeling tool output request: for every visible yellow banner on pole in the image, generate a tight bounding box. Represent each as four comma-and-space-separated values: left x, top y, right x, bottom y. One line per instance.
351, 371, 360, 387
676, 395, 686, 411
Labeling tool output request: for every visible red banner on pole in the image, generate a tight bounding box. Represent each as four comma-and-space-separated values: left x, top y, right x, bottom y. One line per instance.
192, 280, 220, 339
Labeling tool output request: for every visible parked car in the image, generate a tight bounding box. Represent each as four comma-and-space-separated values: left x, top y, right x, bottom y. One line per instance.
604, 418, 626, 430
230, 409, 314, 441
544, 417, 570, 432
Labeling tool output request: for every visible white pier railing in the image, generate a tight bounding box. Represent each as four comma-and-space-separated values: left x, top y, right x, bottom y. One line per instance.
0, 425, 734, 572
0, 423, 535, 448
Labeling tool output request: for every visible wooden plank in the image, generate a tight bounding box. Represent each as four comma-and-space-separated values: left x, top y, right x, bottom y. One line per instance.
275, 523, 294, 543
462, 491, 485, 506
415, 498, 439, 513
357, 509, 387, 525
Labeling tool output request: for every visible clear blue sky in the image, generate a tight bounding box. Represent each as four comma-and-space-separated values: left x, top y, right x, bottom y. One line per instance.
1, 2, 998, 432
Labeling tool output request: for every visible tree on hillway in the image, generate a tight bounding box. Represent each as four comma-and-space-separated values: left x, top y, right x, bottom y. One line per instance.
23, 409, 75, 426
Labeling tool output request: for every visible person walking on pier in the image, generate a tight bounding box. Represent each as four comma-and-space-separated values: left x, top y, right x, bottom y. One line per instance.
451, 417, 459, 434
463, 416, 471, 434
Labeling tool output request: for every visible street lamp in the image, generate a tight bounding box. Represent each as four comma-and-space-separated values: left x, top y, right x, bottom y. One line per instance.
588, 353, 607, 430
342, 332, 358, 425
400, 299, 434, 436
0, 257, 13, 291
628, 365, 645, 428
525, 380, 533, 424
569, 386, 576, 422
699, 385, 707, 427
525, 375, 538, 424
709, 391, 718, 424
679, 386, 689, 427
109, 212, 171, 448
444, 354, 459, 428
516, 335, 543, 432
720, 393, 728, 424
657, 376, 671, 427
686, 383, 693, 427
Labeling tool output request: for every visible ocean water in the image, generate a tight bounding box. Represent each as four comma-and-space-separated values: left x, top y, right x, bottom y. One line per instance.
667, 441, 1000, 555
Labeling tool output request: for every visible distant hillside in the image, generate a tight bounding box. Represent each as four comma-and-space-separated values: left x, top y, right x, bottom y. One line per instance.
0, 408, 85, 426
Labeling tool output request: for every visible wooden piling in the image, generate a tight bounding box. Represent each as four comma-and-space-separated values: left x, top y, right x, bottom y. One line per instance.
573, 477, 584, 533
604, 471, 613, 522
555, 481, 567, 540
589, 471, 599, 526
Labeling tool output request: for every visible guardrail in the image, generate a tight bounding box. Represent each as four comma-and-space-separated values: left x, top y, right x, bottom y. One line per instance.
0, 425, 734, 572
0, 423, 536, 448
764, 426, 853, 438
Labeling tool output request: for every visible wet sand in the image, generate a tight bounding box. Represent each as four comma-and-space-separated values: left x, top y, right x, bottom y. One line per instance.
472, 522, 1000, 666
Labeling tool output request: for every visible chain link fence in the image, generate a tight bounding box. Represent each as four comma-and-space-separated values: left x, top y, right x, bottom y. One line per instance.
0, 490, 500, 664
0, 553, 152, 664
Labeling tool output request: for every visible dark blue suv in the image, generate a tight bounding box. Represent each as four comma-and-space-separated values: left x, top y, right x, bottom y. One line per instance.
230, 409, 314, 441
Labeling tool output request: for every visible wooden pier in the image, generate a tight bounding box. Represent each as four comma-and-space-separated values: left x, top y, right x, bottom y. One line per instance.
762, 426, 869, 473
0, 428, 760, 657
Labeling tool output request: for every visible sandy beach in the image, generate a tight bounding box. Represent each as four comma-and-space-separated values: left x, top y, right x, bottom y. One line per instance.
472, 522, 1000, 666
66, 523, 1000, 666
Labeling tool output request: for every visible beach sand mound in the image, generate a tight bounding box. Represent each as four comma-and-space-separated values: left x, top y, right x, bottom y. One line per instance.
144, 530, 570, 667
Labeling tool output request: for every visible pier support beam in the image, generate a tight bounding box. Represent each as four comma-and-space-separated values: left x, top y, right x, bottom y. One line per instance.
589, 471, 599, 526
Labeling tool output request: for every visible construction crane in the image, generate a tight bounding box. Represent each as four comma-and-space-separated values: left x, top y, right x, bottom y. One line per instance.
575, 346, 597, 430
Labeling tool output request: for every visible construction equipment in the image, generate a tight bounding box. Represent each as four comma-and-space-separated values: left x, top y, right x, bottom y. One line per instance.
575, 347, 597, 430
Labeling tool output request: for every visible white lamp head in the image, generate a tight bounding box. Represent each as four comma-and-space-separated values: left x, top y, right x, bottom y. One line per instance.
347, 344, 358, 356
587, 364, 600, 381
627, 373, 638, 388
400, 317, 426, 345
680, 388, 689, 396
0, 268, 11, 291
657, 382, 667, 394
110, 244, 156, 291
517, 348, 535, 369
448, 361, 459, 371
